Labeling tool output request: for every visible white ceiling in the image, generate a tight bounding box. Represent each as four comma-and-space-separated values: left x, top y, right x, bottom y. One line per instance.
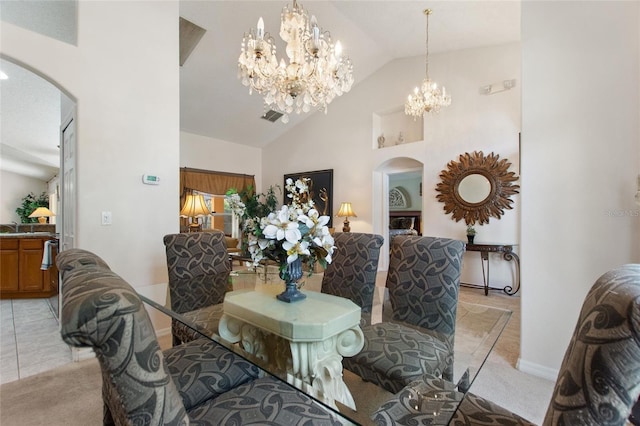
0, 1, 521, 180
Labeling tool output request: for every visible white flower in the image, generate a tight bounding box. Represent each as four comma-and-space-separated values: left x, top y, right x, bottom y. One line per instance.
283, 240, 310, 263
262, 206, 301, 244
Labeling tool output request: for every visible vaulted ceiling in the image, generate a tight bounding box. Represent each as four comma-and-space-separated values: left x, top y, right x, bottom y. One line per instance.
0, 1, 521, 180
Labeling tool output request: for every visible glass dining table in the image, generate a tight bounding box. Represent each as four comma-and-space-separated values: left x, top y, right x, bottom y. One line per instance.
141, 266, 512, 425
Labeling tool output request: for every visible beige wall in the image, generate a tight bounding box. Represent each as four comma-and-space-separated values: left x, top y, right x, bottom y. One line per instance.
0, 170, 47, 223
180, 131, 263, 193
1, 1, 180, 288
519, 1, 639, 378
262, 42, 522, 286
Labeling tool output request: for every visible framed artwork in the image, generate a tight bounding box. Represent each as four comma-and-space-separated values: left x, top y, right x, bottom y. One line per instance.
284, 169, 333, 227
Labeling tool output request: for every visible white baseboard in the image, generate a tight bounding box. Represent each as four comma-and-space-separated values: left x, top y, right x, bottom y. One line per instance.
517, 357, 559, 382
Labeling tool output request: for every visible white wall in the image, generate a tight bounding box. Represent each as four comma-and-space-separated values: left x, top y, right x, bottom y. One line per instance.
1, 2, 180, 331
262, 42, 521, 287
180, 131, 263, 192
519, 1, 640, 379
0, 170, 47, 223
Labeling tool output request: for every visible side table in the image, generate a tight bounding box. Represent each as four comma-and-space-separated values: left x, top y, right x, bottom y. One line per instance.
464, 243, 520, 295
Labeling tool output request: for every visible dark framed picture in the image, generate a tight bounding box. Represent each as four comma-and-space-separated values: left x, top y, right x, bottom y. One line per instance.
284, 169, 333, 227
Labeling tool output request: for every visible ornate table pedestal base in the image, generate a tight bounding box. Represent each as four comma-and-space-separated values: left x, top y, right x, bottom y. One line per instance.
220, 316, 363, 409
218, 287, 364, 410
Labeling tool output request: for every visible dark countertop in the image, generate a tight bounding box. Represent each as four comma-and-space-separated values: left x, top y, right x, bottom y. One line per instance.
0, 232, 58, 239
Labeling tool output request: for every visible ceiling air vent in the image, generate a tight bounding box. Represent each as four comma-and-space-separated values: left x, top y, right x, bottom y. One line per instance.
261, 110, 283, 123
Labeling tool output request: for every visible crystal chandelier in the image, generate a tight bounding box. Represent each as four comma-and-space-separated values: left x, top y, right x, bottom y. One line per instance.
238, 0, 354, 123
405, 9, 451, 119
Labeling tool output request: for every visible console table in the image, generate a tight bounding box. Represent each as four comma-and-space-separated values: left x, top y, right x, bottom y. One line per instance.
464, 243, 520, 296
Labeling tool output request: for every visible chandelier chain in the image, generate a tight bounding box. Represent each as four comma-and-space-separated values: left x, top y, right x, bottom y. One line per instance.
425, 8, 430, 78
404, 8, 451, 118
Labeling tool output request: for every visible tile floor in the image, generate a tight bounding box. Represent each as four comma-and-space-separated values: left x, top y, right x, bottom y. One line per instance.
0, 297, 72, 385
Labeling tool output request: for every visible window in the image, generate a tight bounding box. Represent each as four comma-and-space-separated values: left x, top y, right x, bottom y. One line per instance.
193, 191, 233, 235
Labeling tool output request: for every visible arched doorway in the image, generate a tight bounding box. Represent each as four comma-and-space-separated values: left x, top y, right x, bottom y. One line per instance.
372, 157, 424, 270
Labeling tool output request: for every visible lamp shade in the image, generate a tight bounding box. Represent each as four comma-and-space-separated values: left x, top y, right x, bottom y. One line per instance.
29, 207, 55, 218
29, 207, 55, 224
337, 202, 357, 218
180, 194, 211, 218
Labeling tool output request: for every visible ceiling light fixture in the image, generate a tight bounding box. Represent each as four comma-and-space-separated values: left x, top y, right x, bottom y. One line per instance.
238, 0, 354, 124
405, 9, 451, 119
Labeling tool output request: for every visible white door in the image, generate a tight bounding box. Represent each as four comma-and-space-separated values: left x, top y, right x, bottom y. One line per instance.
60, 112, 90, 360
60, 113, 76, 252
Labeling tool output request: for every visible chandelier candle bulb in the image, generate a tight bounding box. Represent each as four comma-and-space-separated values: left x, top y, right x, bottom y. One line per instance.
257, 17, 264, 39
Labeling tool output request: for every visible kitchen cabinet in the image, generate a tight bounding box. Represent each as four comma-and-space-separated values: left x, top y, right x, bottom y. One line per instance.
0, 235, 58, 299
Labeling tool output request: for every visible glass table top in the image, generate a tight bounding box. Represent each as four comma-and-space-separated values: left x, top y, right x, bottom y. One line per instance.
142, 266, 512, 425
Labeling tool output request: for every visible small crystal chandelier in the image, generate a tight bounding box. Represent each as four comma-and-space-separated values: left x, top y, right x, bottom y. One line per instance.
405, 9, 451, 119
238, 0, 354, 124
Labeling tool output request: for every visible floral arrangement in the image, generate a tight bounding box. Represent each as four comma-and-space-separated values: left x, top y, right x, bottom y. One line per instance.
226, 178, 335, 278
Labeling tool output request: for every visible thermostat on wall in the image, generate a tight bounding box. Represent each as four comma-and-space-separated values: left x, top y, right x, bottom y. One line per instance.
142, 174, 160, 185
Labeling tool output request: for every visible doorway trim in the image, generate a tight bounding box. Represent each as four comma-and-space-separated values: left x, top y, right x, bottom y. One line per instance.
372, 157, 424, 270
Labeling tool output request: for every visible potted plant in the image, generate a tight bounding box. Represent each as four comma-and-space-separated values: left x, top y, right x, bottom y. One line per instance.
466, 224, 476, 244
16, 192, 49, 223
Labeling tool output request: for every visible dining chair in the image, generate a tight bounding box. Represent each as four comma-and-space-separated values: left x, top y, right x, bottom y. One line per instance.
321, 232, 384, 324
57, 248, 344, 426
164, 231, 231, 346
343, 235, 465, 394
449, 263, 640, 426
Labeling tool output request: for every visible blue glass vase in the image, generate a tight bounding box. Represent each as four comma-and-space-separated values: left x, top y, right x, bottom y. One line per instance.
277, 257, 306, 303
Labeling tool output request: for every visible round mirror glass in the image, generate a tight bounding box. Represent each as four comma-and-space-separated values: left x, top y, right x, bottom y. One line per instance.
458, 174, 491, 204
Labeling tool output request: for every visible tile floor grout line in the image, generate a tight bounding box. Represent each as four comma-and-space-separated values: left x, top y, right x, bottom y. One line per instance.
10, 300, 22, 380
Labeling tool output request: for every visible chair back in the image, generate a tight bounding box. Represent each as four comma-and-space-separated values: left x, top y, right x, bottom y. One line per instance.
321, 232, 384, 313
58, 248, 188, 425
163, 231, 231, 313
386, 236, 465, 341
544, 264, 640, 426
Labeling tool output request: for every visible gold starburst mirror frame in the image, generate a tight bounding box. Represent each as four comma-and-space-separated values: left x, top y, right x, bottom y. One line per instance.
435, 151, 520, 225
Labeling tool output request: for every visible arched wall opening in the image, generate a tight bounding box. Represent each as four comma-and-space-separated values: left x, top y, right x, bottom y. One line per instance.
372, 156, 424, 270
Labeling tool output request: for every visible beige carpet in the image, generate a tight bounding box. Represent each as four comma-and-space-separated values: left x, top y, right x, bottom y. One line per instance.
0, 358, 103, 425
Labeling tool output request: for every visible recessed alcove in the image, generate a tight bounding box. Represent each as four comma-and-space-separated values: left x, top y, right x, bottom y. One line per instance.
372, 107, 423, 149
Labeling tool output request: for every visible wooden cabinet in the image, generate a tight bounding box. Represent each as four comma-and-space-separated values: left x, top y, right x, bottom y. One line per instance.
0, 236, 58, 299
0, 239, 19, 292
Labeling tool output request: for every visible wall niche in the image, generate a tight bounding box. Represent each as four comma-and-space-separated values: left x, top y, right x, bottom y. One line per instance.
373, 107, 423, 149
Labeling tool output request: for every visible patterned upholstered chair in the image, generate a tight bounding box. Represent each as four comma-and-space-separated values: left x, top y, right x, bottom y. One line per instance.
321, 232, 384, 325
343, 236, 465, 394
164, 231, 231, 346
58, 248, 344, 426
449, 263, 640, 426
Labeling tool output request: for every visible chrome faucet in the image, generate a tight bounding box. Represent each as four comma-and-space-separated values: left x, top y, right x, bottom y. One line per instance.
11, 221, 20, 232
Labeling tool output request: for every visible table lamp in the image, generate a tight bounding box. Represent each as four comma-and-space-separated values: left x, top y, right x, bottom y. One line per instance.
180, 194, 211, 232
28, 207, 55, 224
336, 202, 357, 232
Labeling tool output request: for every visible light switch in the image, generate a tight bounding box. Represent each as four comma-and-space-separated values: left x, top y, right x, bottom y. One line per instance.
101, 211, 112, 225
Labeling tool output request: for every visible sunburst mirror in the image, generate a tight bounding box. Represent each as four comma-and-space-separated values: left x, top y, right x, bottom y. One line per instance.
435, 151, 520, 225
